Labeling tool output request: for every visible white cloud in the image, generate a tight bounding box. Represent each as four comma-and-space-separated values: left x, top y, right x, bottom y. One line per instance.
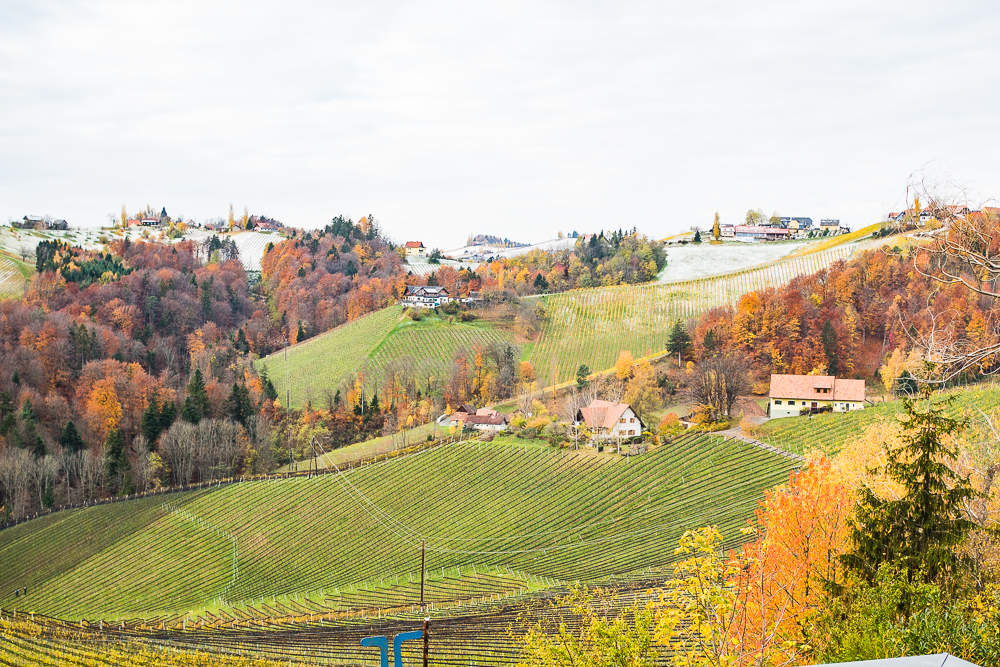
1, 0, 998, 246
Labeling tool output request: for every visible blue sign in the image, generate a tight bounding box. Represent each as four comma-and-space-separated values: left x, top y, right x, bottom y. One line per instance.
362, 630, 423, 667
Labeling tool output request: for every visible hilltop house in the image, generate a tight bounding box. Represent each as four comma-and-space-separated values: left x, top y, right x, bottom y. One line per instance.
404, 241, 427, 258
769, 374, 865, 418
779, 217, 814, 230
575, 400, 645, 440
819, 219, 841, 233
734, 225, 791, 242
450, 407, 509, 432
402, 285, 450, 308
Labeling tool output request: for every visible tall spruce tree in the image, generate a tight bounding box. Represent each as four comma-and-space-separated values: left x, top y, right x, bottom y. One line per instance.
840, 390, 981, 589
186, 369, 210, 419
104, 429, 131, 494
226, 383, 253, 428
666, 320, 692, 367
58, 421, 85, 453
141, 395, 161, 446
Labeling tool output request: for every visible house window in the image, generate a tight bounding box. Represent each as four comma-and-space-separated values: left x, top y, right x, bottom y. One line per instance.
619, 418, 625, 423
630, 418, 635, 423
774, 400, 782, 405
628, 430, 634, 436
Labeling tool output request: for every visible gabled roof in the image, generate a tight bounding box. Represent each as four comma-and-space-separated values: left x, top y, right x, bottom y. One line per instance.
404, 241, 425, 248
462, 414, 509, 426
577, 400, 635, 429
811, 652, 981, 667
404, 285, 449, 296
769, 374, 865, 402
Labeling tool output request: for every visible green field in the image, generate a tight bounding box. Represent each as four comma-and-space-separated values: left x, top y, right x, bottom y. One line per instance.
757, 383, 1000, 456
528, 245, 856, 386
0, 433, 796, 623
262, 307, 517, 408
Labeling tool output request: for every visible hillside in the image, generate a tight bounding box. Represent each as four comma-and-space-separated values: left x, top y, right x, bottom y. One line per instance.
757, 383, 1000, 456
0, 251, 32, 298
0, 433, 797, 622
261, 307, 517, 408
527, 243, 857, 386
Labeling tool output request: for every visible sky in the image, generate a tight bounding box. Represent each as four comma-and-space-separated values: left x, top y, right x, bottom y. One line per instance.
2, 0, 999, 248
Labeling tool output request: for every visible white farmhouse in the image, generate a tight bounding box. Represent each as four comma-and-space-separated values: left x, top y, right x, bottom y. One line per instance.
401, 285, 450, 308
575, 399, 645, 440
769, 374, 865, 418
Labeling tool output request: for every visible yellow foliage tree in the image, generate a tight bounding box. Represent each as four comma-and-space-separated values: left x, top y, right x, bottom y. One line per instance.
615, 350, 635, 380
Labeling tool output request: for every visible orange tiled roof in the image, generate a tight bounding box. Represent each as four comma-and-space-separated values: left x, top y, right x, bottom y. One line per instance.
578, 400, 631, 429
769, 374, 865, 402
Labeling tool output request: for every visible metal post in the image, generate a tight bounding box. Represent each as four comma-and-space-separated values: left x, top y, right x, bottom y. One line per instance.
420, 538, 426, 609
423, 617, 430, 667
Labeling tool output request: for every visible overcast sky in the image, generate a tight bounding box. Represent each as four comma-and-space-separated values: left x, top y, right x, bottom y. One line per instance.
2, 1, 998, 248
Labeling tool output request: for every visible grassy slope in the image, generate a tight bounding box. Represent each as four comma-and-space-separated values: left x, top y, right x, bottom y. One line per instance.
0, 433, 796, 621
260, 306, 404, 407
263, 308, 516, 409
758, 383, 1000, 456
0, 251, 33, 298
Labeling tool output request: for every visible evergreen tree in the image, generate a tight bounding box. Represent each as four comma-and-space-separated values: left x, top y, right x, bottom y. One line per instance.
20, 398, 35, 424
576, 364, 591, 389
104, 429, 130, 492
693, 229, 702, 243
895, 370, 918, 396
159, 400, 177, 432
226, 383, 253, 427
703, 329, 717, 355
58, 421, 85, 453
840, 391, 981, 592
141, 395, 161, 446
296, 320, 308, 343
533, 273, 550, 292
666, 320, 693, 367
32, 435, 45, 458
181, 395, 201, 424
0, 391, 14, 437
186, 369, 210, 419
264, 377, 278, 401
234, 328, 250, 354
11, 370, 19, 386
821, 319, 839, 375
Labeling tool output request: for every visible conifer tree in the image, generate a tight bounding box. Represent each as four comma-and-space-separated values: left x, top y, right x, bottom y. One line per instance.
821, 319, 839, 375
226, 383, 253, 428
159, 400, 177, 432
666, 321, 692, 367
141, 395, 161, 446
181, 395, 201, 424
58, 420, 85, 453
104, 429, 130, 493
840, 390, 981, 591
186, 369, 210, 419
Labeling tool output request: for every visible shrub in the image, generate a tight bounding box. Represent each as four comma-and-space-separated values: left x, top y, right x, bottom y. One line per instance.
659, 413, 684, 438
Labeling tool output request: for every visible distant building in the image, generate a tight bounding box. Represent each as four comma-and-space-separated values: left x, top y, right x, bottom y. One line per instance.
769, 374, 865, 418
778, 217, 813, 229
720, 224, 736, 238
404, 241, 427, 257
734, 225, 791, 242
450, 407, 509, 432
575, 400, 645, 440
402, 285, 450, 308
49, 219, 68, 230
819, 219, 841, 233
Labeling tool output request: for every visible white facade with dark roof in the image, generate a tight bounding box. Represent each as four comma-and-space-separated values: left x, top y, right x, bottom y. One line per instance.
402, 285, 450, 307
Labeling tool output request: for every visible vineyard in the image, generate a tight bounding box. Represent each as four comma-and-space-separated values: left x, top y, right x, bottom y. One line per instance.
527, 244, 858, 386
756, 383, 1000, 456
262, 309, 517, 409
0, 253, 31, 299
0, 432, 797, 626
228, 230, 284, 271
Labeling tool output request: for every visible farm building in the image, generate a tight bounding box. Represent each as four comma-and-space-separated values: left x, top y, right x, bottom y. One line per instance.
450, 407, 510, 432
778, 216, 813, 229
819, 219, 841, 233
769, 374, 865, 418
402, 285, 451, 308
575, 399, 645, 440
734, 225, 791, 242
404, 241, 427, 257
720, 224, 735, 238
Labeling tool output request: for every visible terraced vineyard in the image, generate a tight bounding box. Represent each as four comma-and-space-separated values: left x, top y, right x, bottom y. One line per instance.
0, 433, 797, 623
528, 244, 857, 386
0, 253, 30, 299
262, 308, 516, 409
260, 307, 403, 407
758, 383, 1000, 456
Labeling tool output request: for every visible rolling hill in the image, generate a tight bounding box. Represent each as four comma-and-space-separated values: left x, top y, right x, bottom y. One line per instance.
0, 433, 797, 623
261, 307, 517, 409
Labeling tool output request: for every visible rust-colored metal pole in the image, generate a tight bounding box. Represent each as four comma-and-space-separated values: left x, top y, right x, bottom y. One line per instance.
420, 539, 426, 609
423, 617, 430, 667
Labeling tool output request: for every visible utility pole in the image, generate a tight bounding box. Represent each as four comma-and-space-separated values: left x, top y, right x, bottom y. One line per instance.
420, 539, 426, 610
423, 617, 430, 667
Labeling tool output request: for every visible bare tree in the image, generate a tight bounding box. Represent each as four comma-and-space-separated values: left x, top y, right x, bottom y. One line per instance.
688, 354, 751, 421
0, 448, 33, 519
